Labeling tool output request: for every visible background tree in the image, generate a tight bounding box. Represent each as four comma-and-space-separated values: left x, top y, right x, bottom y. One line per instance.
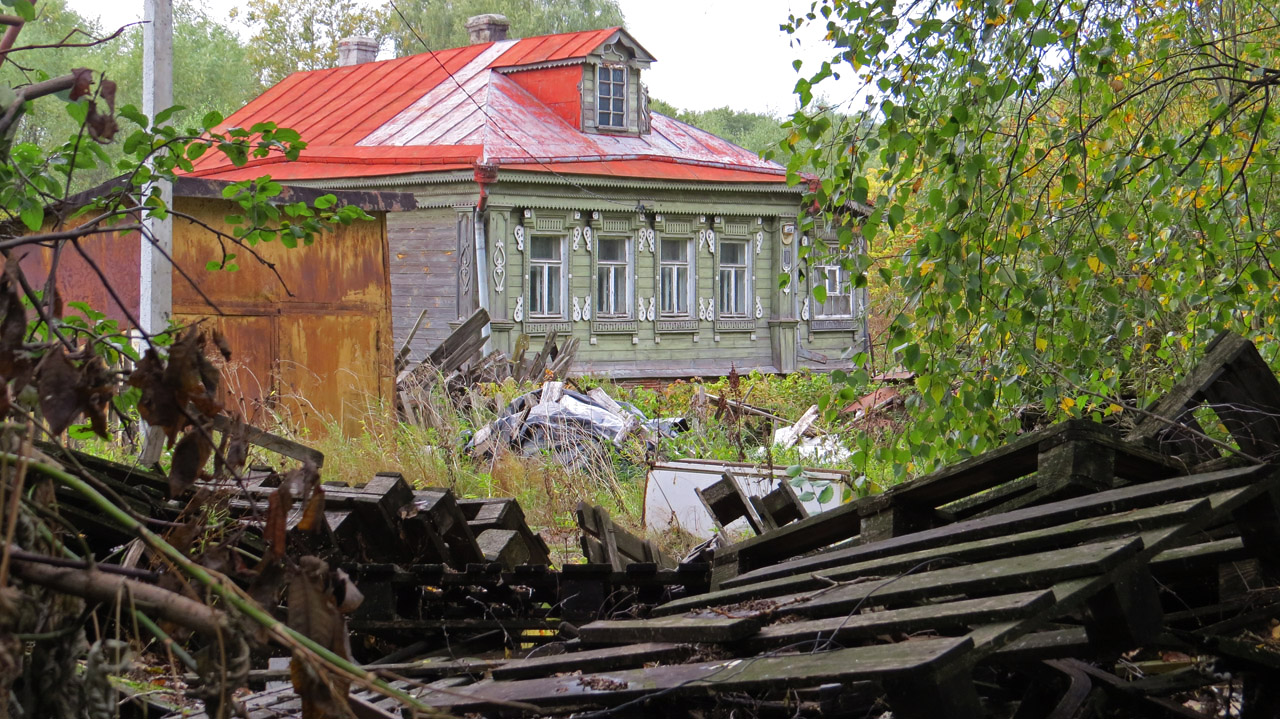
649, 99, 787, 156
382, 0, 624, 56
6, 0, 259, 188
785, 0, 1280, 478
234, 0, 387, 87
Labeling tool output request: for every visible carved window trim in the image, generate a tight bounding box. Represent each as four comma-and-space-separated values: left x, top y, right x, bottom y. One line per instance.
527, 233, 567, 320
657, 235, 694, 322
594, 235, 633, 320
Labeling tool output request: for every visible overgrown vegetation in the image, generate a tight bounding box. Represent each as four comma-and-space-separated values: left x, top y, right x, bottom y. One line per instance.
784, 0, 1280, 477
256, 368, 887, 549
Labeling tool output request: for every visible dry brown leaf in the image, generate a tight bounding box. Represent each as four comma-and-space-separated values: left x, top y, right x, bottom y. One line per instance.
168, 430, 212, 498
85, 105, 119, 143
130, 348, 183, 442
297, 487, 325, 534
264, 485, 293, 562
0, 264, 28, 379
287, 557, 354, 719
37, 348, 81, 435
69, 68, 93, 100
223, 416, 248, 477
78, 354, 114, 440
211, 329, 232, 362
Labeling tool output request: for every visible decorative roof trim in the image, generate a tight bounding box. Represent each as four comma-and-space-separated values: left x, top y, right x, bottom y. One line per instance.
492, 58, 585, 74
488, 153, 784, 174
286, 171, 477, 189
493, 169, 801, 193
505, 196, 797, 217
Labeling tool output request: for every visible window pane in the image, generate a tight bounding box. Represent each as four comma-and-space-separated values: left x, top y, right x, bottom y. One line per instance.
530, 267, 544, 314
547, 266, 561, 314
531, 236, 558, 260
598, 238, 625, 262
599, 66, 609, 83
612, 98, 624, 113
597, 267, 608, 307
721, 242, 745, 265
612, 67, 624, 83
661, 239, 685, 262
610, 269, 626, 312
675, 266, 688, 313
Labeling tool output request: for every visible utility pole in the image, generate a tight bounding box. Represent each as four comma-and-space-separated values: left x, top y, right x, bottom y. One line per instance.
140, 0, 173, 340
138, 0, 173, 466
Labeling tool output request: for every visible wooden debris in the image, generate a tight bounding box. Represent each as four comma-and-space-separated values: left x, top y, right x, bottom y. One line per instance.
171, 331, 1280, 719
576, 502, 673, 570
396, 314, 580, 423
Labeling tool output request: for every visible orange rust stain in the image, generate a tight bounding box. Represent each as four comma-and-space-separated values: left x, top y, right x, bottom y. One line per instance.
20, 196, 394, 437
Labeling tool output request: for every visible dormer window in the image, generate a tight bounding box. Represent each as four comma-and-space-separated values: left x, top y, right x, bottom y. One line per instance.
597, 65, 627, 128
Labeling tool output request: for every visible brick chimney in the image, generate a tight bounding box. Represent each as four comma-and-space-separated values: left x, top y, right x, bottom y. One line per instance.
337, 36, 378, 66
465, 14, 509, 44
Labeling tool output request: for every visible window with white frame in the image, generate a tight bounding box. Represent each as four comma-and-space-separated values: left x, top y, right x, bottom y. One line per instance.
597, 65, 627, 128
718, 240, 749, 317
815, 260, 854, 317
660, 238, 692, 316
528, 236, 564, 317
596, 237, 630, 318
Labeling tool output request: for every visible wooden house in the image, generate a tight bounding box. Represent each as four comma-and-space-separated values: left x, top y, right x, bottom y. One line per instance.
186, 17, 869, 378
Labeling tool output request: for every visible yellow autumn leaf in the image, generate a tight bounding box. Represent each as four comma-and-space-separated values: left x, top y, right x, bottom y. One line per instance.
920, 260, 935, 275
1060, 396, 1076, 412
1086, 255, 1102, 273
1035, 337, 1048, 352
1107, 403, 1124, 415
1138, 274, 1152, 291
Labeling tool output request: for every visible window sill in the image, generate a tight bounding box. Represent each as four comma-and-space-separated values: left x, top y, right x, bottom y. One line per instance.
810, 318, 855, 331
522, 320, 573, 335
591, 319, 637, 334
715, 318, 756, 332
656, 318, 699, 333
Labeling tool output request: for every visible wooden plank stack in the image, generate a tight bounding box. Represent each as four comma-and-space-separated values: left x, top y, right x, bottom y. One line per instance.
396, 309, 580, 425
177, 332, 1280, 718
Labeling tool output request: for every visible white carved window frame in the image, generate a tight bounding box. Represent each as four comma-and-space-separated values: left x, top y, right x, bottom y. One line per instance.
716, 237, 752, 320
657, 233, 695, 319
527, 232, 567, 320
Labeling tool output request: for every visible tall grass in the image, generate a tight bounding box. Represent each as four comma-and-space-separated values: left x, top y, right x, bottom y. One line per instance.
73, 365, 900, 559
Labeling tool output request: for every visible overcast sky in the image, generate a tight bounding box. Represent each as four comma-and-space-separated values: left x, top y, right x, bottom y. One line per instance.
63, 0, 863, 115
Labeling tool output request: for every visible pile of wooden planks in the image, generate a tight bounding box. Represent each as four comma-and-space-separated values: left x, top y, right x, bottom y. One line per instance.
396, 309, 580, 426
175, 332, 1280, 718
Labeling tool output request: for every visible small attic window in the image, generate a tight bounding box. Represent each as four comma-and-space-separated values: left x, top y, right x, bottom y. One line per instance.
597, 65, 627, 128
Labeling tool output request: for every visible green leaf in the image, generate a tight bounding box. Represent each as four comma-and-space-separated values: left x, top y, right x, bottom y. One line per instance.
817, 485, 834, 504
1030, 28, 1058, 47
313, 194, 337, 210
19, 204, 42, 232
11, 0, 33, 21
153, 105, 185, 126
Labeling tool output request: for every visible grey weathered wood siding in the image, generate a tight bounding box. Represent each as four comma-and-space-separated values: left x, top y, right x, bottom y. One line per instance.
387, 208, 460, 363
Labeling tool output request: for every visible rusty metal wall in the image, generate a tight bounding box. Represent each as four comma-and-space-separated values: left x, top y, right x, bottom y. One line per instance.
20, 196, 393, 436
171, 197, 393, 436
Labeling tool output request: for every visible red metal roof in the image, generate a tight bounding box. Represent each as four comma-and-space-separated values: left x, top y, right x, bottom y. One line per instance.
189, 27, 787, 186
489, 27, 620, 68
